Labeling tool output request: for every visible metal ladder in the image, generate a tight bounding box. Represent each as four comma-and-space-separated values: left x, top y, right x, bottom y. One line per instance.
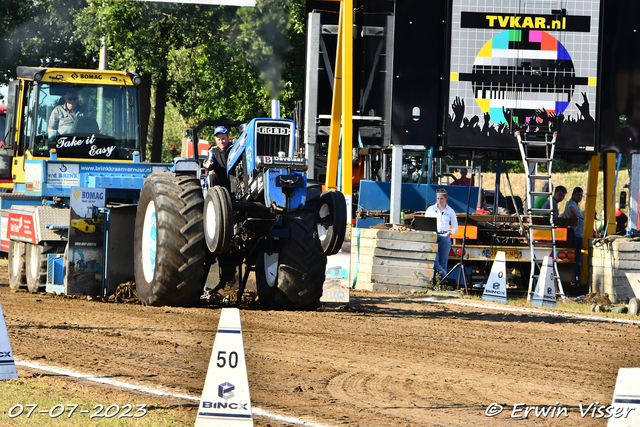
516, 131, 566, 303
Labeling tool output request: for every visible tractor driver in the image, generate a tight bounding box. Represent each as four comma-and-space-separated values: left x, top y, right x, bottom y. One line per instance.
48, 89, 86, 136
203, 126, 232, 191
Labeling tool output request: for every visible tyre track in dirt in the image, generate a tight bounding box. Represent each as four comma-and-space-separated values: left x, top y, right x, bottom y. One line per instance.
2, 282, 640, 426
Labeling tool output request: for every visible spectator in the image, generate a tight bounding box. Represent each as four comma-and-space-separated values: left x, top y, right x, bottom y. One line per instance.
534, 182, 550, 209
595, 210, 605, 237
426, 189, 459, 284
451, 168, 471, 186
563, 187, 584, 283
615, 203, 628, 235
541, 185, 567, 219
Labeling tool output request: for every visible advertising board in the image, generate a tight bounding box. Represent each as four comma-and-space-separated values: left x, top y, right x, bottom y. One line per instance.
446, 0, 601, 154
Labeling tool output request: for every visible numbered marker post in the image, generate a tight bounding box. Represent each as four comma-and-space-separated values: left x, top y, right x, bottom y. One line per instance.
195, 308, 253, 426
482, 251, 507, 304
608, 367, 640, 427
531, 256, 557, 308
0, 300, 18, 380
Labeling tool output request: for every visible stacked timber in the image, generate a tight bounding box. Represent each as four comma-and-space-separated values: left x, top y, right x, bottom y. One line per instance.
590, 238, 640, 301
351, 228, 437, 292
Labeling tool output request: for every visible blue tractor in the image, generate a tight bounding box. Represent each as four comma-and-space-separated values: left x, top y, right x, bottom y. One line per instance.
134, 118, 347, 309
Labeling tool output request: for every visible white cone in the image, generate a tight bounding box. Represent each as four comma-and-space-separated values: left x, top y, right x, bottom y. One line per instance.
482, 251, 507, 304
195, 308, 253, 426
608, 368, 640, 427
531, 256, 556, 308
0, 300, 18, 380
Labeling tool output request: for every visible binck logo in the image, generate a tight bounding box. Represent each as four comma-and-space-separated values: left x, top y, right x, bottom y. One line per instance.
492, 282, 500, 290
218, 382, 235, 399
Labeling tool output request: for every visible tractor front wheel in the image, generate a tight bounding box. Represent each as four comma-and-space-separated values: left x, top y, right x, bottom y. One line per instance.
203, 186, 233, 254
315, 190, 347, 256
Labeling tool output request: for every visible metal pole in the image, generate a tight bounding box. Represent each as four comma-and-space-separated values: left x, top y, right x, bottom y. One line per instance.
97, 37, 107, 130
304, 12, 321, 181
631, 154, 640, 229
390, 145, 403, 224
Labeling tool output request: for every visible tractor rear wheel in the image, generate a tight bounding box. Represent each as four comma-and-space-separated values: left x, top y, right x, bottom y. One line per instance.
26, 243, 47, 293
203, 186, 233, 254
256, 211, 327, 310
9, 240, 26, 290
315, 190, 347, 256
134, 173, 206, 306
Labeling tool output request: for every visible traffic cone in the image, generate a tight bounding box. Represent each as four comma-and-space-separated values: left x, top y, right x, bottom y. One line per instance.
482, 251, 508, 304
532, 256, 556, 308
0, 300, 18, 380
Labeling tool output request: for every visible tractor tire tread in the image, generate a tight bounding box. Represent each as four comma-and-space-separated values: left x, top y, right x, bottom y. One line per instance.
134, 173, 205, 307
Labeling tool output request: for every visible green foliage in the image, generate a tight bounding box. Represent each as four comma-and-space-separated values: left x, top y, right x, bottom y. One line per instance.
232, 0, 306, 114
0, 0, 95, 82
72, 0, 306, 143
168, 42, 271, 124
76, 1, 224, 82
161, 103, 187, 163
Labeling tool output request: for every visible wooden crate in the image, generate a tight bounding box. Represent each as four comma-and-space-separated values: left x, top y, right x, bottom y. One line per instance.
589, 239, 640, 301
351, 228, 438, 292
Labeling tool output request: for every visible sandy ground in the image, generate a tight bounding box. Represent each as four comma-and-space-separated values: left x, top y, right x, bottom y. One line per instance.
1, 261, 639, 426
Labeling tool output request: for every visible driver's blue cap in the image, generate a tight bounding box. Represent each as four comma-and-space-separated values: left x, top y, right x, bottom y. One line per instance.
214, 126, 228, 135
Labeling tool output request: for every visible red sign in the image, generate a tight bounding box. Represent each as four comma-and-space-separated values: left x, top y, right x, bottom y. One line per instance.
185, 140, 212, 159
0, 214, 9, 252
8, 212, 36, 244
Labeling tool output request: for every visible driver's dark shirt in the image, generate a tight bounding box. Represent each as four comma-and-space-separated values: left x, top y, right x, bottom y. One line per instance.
206, 143, 233, 191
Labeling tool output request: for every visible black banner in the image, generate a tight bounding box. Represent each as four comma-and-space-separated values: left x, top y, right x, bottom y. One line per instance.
461, 12, 591, 32
53, 134, 120, 160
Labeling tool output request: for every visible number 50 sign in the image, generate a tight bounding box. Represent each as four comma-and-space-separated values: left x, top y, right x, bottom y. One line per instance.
196, 308, 253, 426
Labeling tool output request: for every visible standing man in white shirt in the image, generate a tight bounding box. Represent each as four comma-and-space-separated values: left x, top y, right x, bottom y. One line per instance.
426, 189, 459, 281
563, 186, 584, 285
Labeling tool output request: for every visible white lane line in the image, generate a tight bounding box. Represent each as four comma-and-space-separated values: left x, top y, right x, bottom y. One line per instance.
418, 298, 640, 324
15, 360, 333, 427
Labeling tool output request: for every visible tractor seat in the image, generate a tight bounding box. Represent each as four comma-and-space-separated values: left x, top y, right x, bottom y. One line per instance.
72, 116, 100, 134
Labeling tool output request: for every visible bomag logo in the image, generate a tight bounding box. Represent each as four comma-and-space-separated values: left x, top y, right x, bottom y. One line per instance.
80, 74, 103, 80
82, 191, 105, 200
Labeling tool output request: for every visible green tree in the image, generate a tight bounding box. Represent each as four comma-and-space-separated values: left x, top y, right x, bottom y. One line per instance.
76, 0, 306, 161
0, 0, 94, 83
167, 0, 307, 123
77, 0, 232, 161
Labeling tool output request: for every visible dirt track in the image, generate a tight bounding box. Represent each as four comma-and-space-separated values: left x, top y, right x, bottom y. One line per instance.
1, 267, 640, 426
